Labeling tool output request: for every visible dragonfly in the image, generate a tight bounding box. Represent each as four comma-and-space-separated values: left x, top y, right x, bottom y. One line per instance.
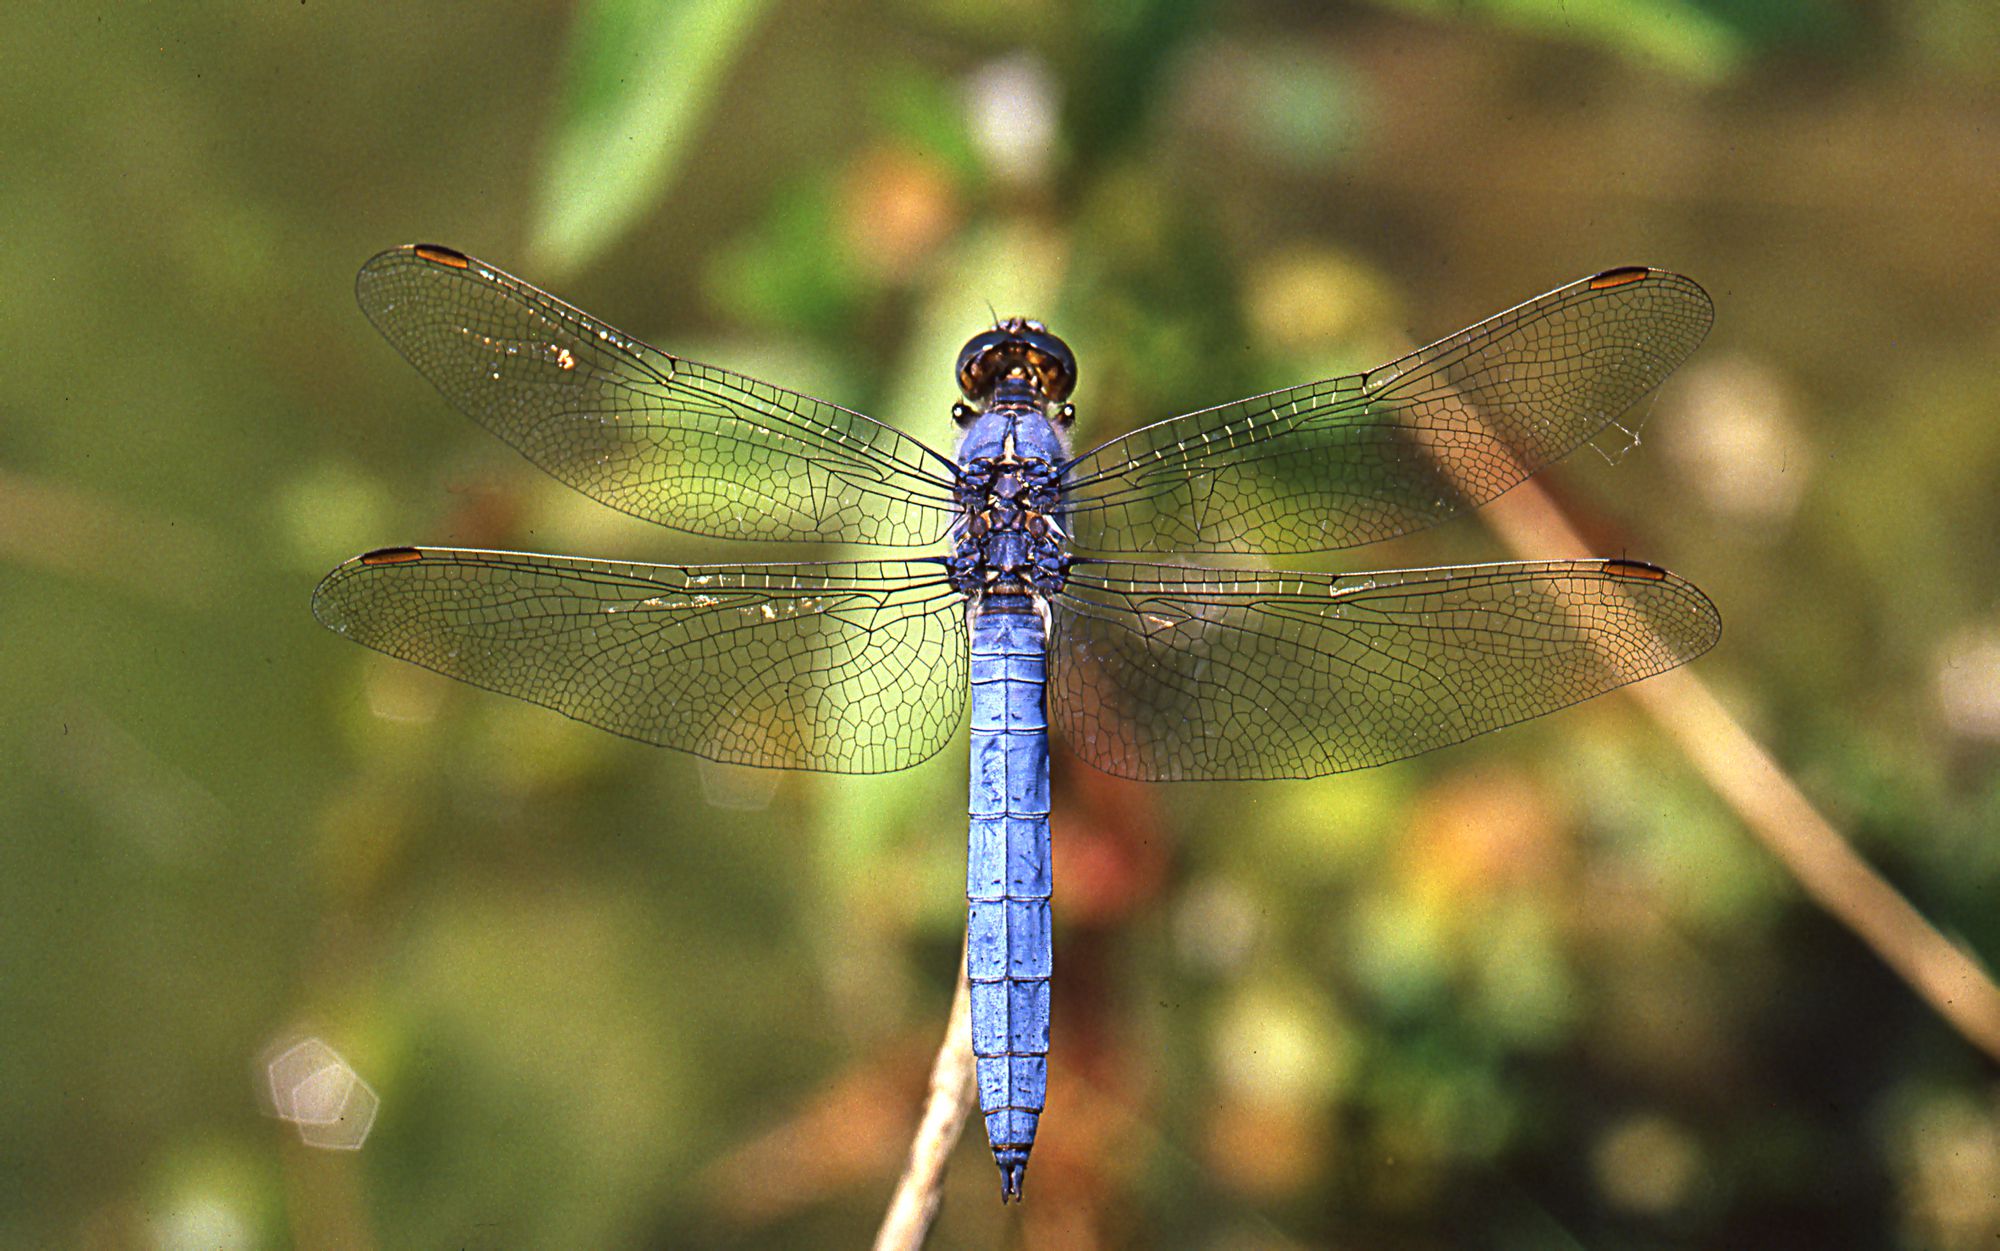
313, 244, 1720, 1201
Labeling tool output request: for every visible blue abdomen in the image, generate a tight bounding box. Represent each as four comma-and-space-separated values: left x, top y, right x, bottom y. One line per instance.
966, 597, 1052, 1200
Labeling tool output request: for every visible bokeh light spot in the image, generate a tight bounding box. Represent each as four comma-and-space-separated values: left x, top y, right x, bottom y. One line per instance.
1593, 1112, 1702, 1215
966, 55, 1058, 185
1934, 625, 2000, 741
258, 1036, 379, 1151
1664, 353, 1811, 529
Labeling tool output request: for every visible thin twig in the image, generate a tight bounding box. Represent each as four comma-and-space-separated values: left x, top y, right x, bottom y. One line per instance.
874, 942, 977, 1251
1489, 479, 2000, 1061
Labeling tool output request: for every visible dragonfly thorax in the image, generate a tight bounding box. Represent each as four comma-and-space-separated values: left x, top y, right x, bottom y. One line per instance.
947, 451, 1069, 596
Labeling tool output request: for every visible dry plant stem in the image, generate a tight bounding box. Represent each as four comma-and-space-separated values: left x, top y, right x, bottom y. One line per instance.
875, 944, 977, 1251
1491, 479, 2000, 1061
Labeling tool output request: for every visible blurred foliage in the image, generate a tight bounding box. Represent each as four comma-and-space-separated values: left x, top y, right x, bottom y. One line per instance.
1375, 0, 1756, 80
3, 0, 2000, 1248
532, 0, 773, 273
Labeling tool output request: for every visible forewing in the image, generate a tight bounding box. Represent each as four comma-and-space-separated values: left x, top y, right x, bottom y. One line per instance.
355, 245, 959, 545
1051, 558, 1719, 780
312, 548, 967, 773
1061, 268, 1712, 554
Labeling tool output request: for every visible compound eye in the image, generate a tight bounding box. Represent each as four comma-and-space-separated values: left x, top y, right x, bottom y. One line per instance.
956, 330, 1012, 400
956, 323, 1079, 402
1018, 329, 1077, 402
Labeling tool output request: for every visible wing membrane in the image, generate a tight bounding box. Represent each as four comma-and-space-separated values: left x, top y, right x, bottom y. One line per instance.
1050, 558, 1720, 780
1061, 268, 1712, 554
312, 547, 968, 773
355, 245, 960, 545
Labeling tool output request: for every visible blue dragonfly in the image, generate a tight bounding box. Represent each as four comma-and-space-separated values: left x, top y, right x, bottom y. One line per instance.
313, 244, 1720, 1201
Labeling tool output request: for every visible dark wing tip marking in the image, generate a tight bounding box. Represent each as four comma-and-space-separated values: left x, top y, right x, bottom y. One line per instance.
1588, 265, 1653, 290
409, 243, 471, 268
358, 546, 425, 566
1601, 558, 1668, 581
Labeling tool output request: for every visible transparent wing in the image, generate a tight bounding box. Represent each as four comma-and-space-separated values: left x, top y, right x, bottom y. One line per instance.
1050, 558, 1719, 781
355, 245, 961, 546
1061, 268, 1712, 555
312, 547, 968, 773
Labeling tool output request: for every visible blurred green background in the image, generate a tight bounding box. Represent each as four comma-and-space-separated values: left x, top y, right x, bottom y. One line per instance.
5, 0, 2000, 1246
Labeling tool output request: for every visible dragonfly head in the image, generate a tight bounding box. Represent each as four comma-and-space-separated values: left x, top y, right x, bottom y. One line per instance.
955, 318, 1076, 422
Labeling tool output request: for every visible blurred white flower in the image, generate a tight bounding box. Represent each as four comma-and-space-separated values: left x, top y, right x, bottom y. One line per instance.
1663, 353, 1810, 530
966, 55, 1059, 185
